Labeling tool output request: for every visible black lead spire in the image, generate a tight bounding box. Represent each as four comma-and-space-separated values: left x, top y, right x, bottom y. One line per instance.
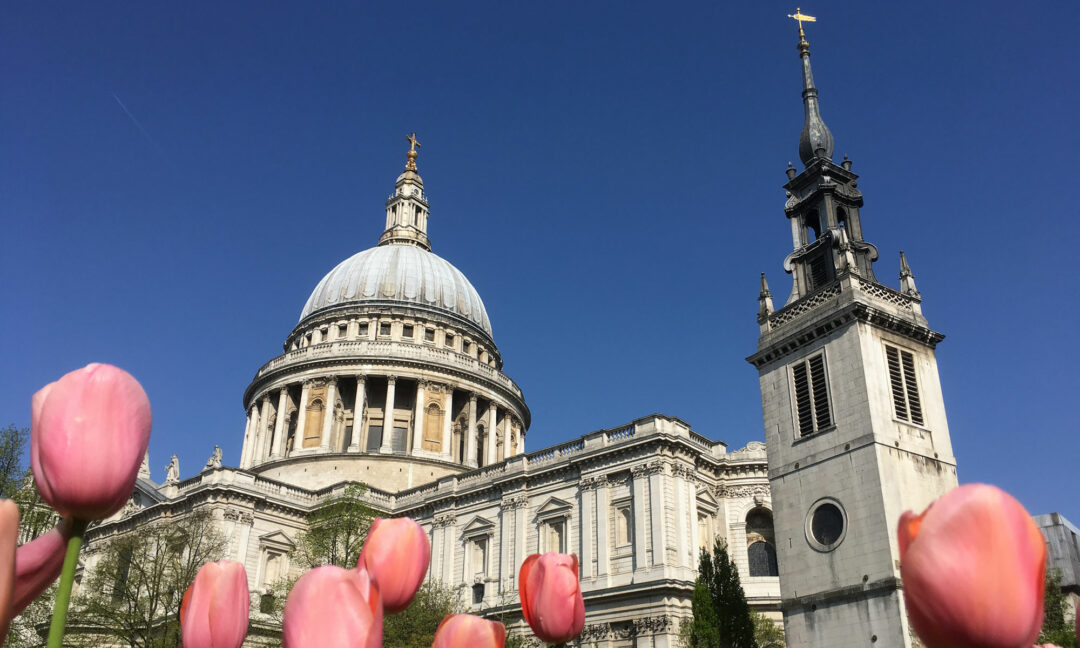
789, 8, 834, 166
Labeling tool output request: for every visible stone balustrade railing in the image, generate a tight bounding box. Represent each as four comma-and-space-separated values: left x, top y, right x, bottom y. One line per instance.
252, 339, 523, 398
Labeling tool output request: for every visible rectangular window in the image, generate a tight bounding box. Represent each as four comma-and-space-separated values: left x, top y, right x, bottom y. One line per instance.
615, 505, 632, 546
444, 333, 455, 348
358, 322, 369, 338
792, 352, 832, 436
472, 538, 488, 578
541, 520, 566, 553
402, 324, 414, 339
366, 425, 382, 451
425, 328, 435, 342
337, 324, 348, 339
379, 322, 391, 338
886, 345, 924, 425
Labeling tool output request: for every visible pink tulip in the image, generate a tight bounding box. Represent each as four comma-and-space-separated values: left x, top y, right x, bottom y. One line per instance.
180, 561, 250, 648
283, 566, 382, 648
31, 364, 152, 520
431, 614, 506, 648
0, 500, 19, 639
518, 553, 585, 644
898, 484, 1046, 648
357, 517, 429, 613
12, 518, 74, 615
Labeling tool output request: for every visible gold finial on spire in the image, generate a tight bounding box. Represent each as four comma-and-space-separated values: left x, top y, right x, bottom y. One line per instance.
788, 8, 816, 50
405, 132, 421, 171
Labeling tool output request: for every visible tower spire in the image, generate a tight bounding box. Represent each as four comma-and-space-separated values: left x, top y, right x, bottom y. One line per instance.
379, 132, 432, 250
899, 250, 920, 298
788, 8, 834, 166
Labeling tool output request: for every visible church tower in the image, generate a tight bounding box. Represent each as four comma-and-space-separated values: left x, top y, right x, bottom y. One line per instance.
746, 12, 958, 648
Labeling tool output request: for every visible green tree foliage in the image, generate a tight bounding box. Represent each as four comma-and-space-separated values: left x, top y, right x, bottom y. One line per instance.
383, 580, 465, 648
71, 509, 226, 648
1039, 568, 1078, 648
750, 612, 784, 648
0, 424, 58, 541
291, 483, 375, 569
683, 538, 756, 648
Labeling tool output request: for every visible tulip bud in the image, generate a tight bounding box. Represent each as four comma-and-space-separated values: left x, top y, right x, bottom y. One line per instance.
898, 483, 1046, 648
432, 614, 506, 648
31, 364, 152, 520
357, 517, 430, 613
518, 553, 585, 644
181, 561, 250, 648
0, 500, 19, 639
283, 566, 382, 648
12, 518, 74, 615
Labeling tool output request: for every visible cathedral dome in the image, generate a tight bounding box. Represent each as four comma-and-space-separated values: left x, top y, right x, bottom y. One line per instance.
298, 244, 492, 336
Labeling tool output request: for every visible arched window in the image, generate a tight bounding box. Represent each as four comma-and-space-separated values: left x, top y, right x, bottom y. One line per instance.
806, 209, 822, 241
746, 507, 779, 577
748, 541, 779, 577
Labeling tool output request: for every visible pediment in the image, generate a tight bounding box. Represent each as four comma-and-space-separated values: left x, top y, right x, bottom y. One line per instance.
259, 530, 294, 549
697, 488, 719, 511
535, 496, 572, 518
462, 516, 495, 534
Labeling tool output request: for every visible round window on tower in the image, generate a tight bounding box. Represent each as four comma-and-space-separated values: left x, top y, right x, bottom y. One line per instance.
805, 498, 847, 552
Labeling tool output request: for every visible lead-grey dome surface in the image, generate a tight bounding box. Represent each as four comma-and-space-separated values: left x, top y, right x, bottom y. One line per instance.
299, 245, 492, 336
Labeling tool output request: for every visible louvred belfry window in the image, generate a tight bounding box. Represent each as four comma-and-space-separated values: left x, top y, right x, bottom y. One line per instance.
886, 345, 924, 425
792, 352, 832, 436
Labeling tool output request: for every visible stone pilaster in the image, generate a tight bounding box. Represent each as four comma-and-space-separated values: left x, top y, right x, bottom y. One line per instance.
466, 394, 478, 467
319, 378, 337, 450
271, 387, 288, 458
412, 379, 426, 454
380, 376, 397, 453
632, 464, 649, 571
595, 475, 610, 578
441, 387, 454, 460
292, 382, 310, 453
648, 462, 668, 569
486, 403, 498, 465
350, 376, 365, 452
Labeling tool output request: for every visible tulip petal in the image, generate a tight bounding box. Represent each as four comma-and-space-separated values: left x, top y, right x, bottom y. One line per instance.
283, 566, 382, 648
517, 553, 584, 644
12, 519, 73, 616
0, 500, 19, 639
181, 561, 249, 648
357, 517, 430, 613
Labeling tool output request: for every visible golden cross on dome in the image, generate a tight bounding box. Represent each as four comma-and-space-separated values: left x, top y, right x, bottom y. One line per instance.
788, 7, 816, 41
405, 132, 421, 170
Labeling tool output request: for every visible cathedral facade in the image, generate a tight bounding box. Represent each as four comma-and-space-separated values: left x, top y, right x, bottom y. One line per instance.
82, 26, 955, 648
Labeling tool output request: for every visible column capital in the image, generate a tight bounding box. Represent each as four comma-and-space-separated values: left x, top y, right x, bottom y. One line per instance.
355, 374, 366, 385
387, 375, 397, 385
416, 378, 428, 389
469, 393, 478, 403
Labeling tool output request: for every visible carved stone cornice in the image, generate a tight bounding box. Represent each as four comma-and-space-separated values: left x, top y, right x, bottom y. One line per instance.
432, 514, 457, 528
579, 474, 609, 491
716, 484, 771, 499
501, 494, 528, 510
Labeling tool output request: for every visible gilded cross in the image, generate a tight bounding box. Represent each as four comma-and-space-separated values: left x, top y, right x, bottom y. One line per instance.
787, 8, 817, 40
406, 132, 421, 152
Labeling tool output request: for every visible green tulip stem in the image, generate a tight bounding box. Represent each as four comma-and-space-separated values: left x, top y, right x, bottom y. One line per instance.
46, 517, 89, 648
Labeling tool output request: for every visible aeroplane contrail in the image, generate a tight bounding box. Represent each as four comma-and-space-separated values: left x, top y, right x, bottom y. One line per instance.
112, 93, 157, 147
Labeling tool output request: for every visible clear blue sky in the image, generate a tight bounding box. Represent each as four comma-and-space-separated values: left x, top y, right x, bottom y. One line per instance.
3, 2, 1077, 521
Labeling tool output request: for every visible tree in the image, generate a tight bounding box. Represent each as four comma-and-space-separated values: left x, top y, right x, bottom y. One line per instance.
0, 425, 29, 499
683, 538, 756, 648
1039, 568, 1078, 648
383, 580, 465, 648
750, 612, 784, 648
71, 508, 226, 648
291, 483, 375, 569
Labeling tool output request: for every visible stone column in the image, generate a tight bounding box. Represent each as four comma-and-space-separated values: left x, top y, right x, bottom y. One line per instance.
579, 478, 595, 579
688, 478, 701, 556
486, 403, 498, 465
292, 383, 310, 453
649, 463, 668, 569
441, 388, 454, 460
380, 377, 397, 453
320, 377, 337, 450
349, 376, 365, 452
240, 409, 254, 469
632, 465, 649, 571
514, 500, 528, 590
271, 387, 288, 458
731, 520, 750, 579
254, 397, 272, 464
595, 477, 610, 578
673, 467, 688, 570
411, 380, 426, 454
442, 517, 456, 583
465, 394, 478, 467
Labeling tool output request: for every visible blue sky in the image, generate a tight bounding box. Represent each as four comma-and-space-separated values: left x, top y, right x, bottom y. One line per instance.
3, 2, 1077, 522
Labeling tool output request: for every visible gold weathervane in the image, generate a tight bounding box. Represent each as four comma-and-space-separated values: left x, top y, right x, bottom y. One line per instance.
405, 132, 421, 171
788, 7, 816, 42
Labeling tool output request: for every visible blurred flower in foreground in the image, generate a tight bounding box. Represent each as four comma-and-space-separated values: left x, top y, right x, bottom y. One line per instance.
431, 614, 506, 648
357, 517, 429, 613
0, 500, 18, 639
13, 519, 73, 615
32, 363, 152, 520
283, 565, 382, 648
518, 553, 585, 644
898, 483, 1045, 648
181, 561, 249, 648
